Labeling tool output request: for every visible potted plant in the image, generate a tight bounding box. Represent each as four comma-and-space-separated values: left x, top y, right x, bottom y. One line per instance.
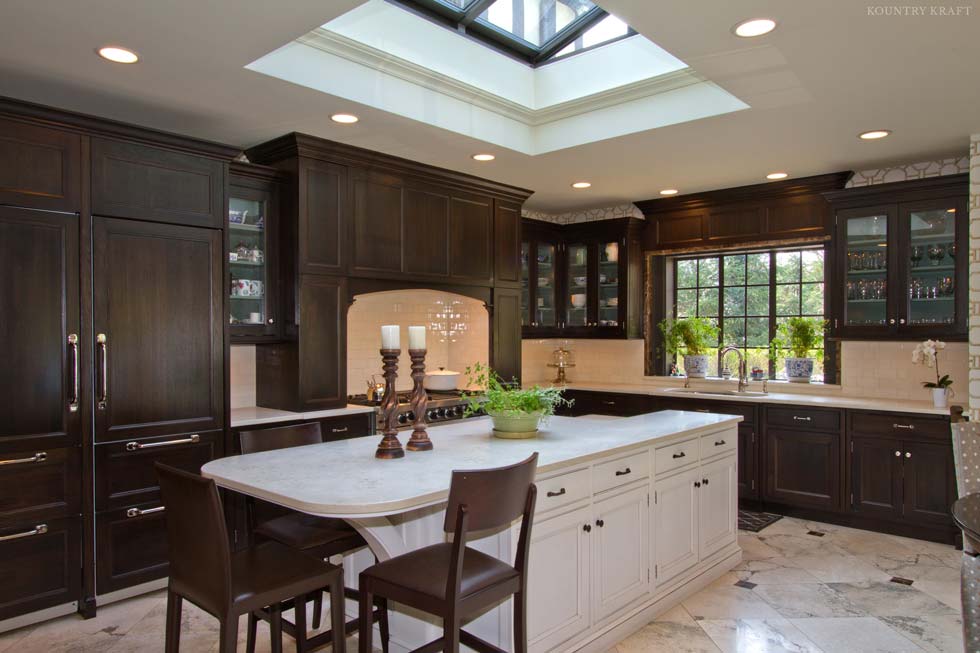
659, 317, 719, 378
769, 317, 825, 383
912, 339, 954, 408
462, 363, 572, 438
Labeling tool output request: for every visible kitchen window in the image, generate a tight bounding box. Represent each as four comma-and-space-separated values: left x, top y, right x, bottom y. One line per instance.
670, 246, 827, 381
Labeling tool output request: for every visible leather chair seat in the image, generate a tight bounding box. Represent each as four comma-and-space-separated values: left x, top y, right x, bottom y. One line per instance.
231, 542, 339, 612
362, 543, 519, 601
255, 513, 363, 553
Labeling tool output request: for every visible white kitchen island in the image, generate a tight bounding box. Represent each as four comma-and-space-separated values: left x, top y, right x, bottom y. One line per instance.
202, 410, 742, 653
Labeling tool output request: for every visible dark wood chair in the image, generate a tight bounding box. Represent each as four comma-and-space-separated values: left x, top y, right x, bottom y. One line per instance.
155, 463, 346, 653
239, 422, 389, 653
357, 453, 538, 653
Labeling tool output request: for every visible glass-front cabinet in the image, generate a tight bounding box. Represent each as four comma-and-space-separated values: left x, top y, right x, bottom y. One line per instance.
229, 166, 280, 341
521, 225, 560, 332
829, 176, 967, 340
565, 243, 590, 328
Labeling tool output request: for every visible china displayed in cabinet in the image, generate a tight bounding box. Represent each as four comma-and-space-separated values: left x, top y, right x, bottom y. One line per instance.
826, 175, 967, 339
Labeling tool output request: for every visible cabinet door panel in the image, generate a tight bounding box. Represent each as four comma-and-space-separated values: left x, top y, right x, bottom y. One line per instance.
654, 468, 699, 586
764, 428, 841, 511
0, 446, 80, 525
593, 485, 649, 622
0, 120, 81, 212
494, 200, 522, 285
738, 425, 758, 500
492, 287, 521, 383
450, 194, 492, 284
527, 507, 591, 653
352, 173, 402, 274
91, 138, 224, 228
300, 160, 346, 274
93, 218, 223, 441
0, 517, 81, 620
850, 436, 903, 519
299, 275, 348, 409
96, 504, 168, 594
903, 441, 955, 526
699, 455, 737, 559
403, 187, 450, 277
0, 207, 80, 452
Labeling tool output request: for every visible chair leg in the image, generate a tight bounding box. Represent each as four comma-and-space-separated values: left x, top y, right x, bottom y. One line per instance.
165, 589, 182, 653
358, 579, 374, 653
219, 614, 239, 653
270, 604, 284, 653
312, 591, 323, 630
331, 574, 347, 653
513, 591, 527, 653
246, 612, 259, 653
377, 597, 390, 653
444, 613, 460, 653
295, 595, 309, 653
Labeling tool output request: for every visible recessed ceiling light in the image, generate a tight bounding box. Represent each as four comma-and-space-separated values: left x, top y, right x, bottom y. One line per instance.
97, 46, 139, 64
331, 113, 359, 124
571, 182, 592, 189
858, 129, 891, 140
733, 18, 777, 38
766, 172, 789, 180
660, 188, 679, 196
472, 153, 495, 162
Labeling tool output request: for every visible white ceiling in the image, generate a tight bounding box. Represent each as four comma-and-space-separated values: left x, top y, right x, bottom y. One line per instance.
0, 0, 977, 212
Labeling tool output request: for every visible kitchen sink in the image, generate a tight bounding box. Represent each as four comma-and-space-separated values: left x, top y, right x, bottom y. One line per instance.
664, 388, 769, 398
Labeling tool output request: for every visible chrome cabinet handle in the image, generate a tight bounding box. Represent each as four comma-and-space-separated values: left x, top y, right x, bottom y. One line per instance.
125, 434, 200, 452
615, 467, 632, 476
0, 452, 47, 466
68, 334, 79, 413
330, 427, 348, 433
793, 416, 812, 422
893, 423, 915, 430
546, 488, 566, 498
97, 333, 108, 410
0, 524, 48, 542
127, 506, 165, 518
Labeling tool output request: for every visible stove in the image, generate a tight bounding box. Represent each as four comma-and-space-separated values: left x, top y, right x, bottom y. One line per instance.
347, 389, 484, 430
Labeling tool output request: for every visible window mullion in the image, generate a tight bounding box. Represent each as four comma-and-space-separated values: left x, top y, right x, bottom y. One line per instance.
768, 251, 777, 379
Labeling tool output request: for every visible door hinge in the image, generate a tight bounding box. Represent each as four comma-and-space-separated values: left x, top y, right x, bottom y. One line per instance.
751, 480, 755, 490
751, 432, 755, 444
654, 564, 658, 579
850, 492, 854, 506
647, 493, 650, 507
647, 569, 650, 582
850, 441, 854, 453
654, 491, 658, 504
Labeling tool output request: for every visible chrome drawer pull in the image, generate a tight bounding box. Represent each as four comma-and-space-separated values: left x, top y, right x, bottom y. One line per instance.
793, 416, 812, 422
0, 452, 47, 466
546, 488, 566, 498
0, 524, 48, 542
602, 400, 616, 406
125, 434, 200, 452
615, 467, 632, 476
714, 439, 726, 446
68, 334, 79, 413
893, 423, 915, 430
127, 506, 165, 518
331, 427, 349, 433
672, 451, 686, 459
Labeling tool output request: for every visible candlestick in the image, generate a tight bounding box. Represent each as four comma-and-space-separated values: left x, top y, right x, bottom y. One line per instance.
407, 349, 432, 452
381, 325, 400, 350
408, 325, 426, 350
376, 348, 404, 459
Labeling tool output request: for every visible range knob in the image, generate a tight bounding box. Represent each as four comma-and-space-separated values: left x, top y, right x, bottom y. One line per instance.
436, 408, 447, 418
407, 411, 416, 421
397, 413, 410, 424
446, 406, 459, 418
427, 409, 439, 420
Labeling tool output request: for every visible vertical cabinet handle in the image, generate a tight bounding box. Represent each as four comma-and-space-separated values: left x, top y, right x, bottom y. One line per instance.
67, 334, 79, 413
96, 334, 108, 410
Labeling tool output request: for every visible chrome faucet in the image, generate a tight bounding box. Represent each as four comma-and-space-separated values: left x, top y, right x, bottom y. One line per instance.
719, 346, 748, 393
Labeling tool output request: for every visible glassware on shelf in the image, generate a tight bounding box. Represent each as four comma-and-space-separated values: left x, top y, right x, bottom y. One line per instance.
950, 243, 956, 259
910, 245, 924, 268
927, 243, 946, 266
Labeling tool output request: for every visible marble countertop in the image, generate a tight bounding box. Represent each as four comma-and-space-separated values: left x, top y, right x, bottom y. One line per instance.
559, 382, 952, 416
230, 405, 376, 428
203, 411, 741, 518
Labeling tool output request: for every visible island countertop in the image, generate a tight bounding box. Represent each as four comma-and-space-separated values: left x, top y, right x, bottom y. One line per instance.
202, 410, 741, 518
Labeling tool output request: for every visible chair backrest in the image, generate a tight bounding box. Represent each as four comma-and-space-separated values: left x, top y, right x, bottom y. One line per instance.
443, 453, 538, 534
239, 421, 323, 455
952, 421, 980, 498
156, 463, 232, 615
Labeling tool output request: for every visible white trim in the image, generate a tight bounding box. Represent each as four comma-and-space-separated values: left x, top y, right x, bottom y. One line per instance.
96, 578, 167, 606
0, 601, 77, 635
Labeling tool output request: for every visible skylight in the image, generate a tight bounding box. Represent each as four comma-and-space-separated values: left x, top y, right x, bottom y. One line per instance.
394, 0, 634, 65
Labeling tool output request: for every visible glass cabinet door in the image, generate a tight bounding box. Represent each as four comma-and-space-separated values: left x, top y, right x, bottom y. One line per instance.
842, 212, 889, 328
229, 193, 270, 331
520, 242, 530, 326
565, 243, 590, 328
535, 243, 557, 327
905, 203, 958, 327
597, 241, 621, 327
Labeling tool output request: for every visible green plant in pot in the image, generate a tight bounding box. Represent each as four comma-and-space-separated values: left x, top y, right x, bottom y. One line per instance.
659, 317, 718, 378
462, 363, 572, 439
768, 317, 825, 383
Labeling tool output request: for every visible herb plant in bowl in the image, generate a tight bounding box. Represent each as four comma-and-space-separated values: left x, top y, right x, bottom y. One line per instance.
463, 363, 572, 439
659, 317, 719, 378
768, 317, 825, 383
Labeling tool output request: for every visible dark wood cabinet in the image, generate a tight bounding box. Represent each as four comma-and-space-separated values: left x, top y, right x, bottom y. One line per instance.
298, 158, 348, 275
902, 440, 955, 526
764, 427, 842, 512
850, 435, 904, 520
492, 286, 523, 383
93, 217, 224, 442
494, 200, 522, 286
737, 425, 758, 500
0, 119, 81, 212
95, 503, 169, 594
0, 447, 81, 525
0, 517, 81, 621
404, 186, 450, 278
449, 192, 493, 284
352, 170, 404, 275
826, 175, 968, 340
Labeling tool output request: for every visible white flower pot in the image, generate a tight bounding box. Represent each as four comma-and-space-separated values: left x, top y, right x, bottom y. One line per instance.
785, 357, 814, 383
932, 387, 949, 409
683, 354, 709, 378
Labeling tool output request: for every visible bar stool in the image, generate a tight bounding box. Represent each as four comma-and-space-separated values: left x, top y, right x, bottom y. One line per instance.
357, 453, 538, 653
951, 410, 980, 651
239, 422, 389, 653
156, 463, 346, 653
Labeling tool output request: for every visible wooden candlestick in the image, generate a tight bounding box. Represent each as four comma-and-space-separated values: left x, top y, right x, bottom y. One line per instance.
407, 349, 432, 451
376, 348, 404, 459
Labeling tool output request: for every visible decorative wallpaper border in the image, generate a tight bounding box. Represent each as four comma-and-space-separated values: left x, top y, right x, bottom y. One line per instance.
522, 203, 644, 224
969, 137, 980, 420
846, 156, 968, 187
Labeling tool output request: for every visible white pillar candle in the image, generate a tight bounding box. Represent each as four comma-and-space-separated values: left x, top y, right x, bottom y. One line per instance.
408, 326, 426, 350
381, 325, 400, 350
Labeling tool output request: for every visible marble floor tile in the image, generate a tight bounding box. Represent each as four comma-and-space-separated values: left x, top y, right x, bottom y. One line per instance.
825, 528, 919, 557
856, 553, 961, 584
879, 615, 964, 653
788, 553, 893, 583
615, 616, 721, 653
732, 558, 821, 585
682, 583, 784, 621
915, 578, 963, 612
790, 616, 926, 653
752, 583, 866, 619
825, 581, 957, 617
698, 617, 823, 653
739, 534, 783, 561
756, 533, 851, 558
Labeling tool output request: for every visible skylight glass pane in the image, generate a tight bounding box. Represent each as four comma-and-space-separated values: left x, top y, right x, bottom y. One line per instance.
554, 14, 629, 58
478, 0, 597, 47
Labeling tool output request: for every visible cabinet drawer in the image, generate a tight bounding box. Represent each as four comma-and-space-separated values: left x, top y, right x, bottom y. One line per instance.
662, 399, 755, 425
0, 446, 80, 525
96, 503, 169, 595
320, 414, 373, 440
849, 411, 949, 440
766, 406, 841, 432
700, 430, 737, 460
655, 437, 700, 475
536, 468, 591, 514
593, 451, 649, 494
0, 119, 81, 213
95, 429, 221, 511
0, 517, 81, 621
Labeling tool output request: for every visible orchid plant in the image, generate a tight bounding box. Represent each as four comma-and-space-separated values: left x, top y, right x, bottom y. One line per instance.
911, 339, 953, 391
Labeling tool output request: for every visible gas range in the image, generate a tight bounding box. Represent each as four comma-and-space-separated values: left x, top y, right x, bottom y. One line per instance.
347, 389, 484, 430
